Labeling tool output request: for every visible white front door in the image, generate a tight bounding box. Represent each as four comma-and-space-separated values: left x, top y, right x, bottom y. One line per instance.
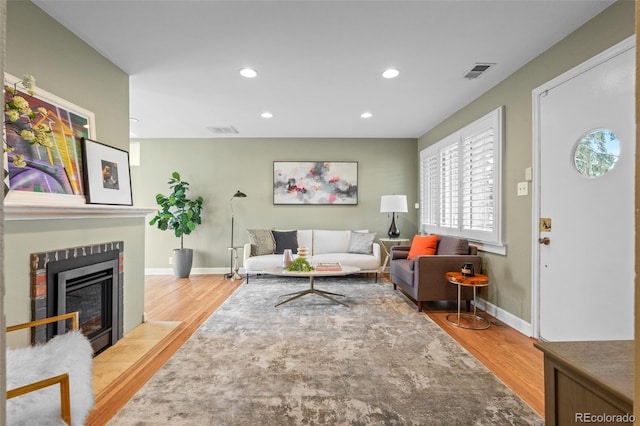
534, 37, 635, 342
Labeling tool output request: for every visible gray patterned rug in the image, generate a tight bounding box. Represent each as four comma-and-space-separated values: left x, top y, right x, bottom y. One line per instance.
108, 277, 543, 425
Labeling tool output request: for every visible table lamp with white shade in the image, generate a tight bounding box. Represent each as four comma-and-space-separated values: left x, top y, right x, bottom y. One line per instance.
380, 195, 408, 238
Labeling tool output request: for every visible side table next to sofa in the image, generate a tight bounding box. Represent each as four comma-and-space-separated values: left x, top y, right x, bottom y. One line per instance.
226, 246, 243, 280
445, 271, 490, 330
379, 237, 410, 274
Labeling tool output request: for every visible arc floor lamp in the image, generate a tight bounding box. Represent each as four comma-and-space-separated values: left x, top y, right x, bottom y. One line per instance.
225, 190, 247, 279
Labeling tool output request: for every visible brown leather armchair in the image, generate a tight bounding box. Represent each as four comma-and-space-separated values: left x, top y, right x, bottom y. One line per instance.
389, 235, 482, 311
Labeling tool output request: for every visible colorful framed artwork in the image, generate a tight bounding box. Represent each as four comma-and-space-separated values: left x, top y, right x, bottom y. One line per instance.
273, 161, 358, 205
81, 138, 133, 206
3, 73, 96, 200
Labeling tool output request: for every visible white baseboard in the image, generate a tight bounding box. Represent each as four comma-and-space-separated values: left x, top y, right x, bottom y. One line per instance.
474, 297, 533, 337
144, 267, 231, 275
144, 268, 173, 275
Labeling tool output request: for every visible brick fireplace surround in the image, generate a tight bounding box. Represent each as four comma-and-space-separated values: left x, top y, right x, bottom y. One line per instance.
29, 240, 124, 345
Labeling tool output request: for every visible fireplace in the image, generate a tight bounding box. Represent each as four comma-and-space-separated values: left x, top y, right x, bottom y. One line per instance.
30, 241, 124, 354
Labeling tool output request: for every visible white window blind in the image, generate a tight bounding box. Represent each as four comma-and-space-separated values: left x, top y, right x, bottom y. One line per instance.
462, 127, 494, 233
439, 142, 458, 230
419, 107, 503, 246
419, 150, 438, 228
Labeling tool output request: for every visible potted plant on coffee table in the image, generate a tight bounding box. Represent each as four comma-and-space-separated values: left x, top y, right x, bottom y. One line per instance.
149, 172, 204, 278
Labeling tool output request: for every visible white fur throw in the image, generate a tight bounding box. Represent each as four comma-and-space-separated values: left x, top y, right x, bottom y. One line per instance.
6, 330, 95, 426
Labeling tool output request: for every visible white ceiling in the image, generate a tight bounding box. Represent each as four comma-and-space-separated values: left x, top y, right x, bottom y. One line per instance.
33, 0, 614, 139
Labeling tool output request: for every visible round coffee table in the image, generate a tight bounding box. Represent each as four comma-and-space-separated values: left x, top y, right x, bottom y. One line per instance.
445, 271, 490, 330
264, 265, 360, 307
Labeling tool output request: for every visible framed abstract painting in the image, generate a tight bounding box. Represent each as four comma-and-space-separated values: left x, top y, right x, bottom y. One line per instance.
273, 161, 358, 205
3, 73, 95, 198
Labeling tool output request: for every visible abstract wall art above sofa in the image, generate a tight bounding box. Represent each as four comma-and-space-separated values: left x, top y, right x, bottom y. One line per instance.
273, 161, 358, 205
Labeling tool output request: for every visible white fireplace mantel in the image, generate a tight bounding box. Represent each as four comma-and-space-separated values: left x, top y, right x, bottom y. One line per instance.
3, 191, 155, 221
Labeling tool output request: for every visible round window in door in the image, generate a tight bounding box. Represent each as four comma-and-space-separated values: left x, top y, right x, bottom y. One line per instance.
573, 129, 620, 178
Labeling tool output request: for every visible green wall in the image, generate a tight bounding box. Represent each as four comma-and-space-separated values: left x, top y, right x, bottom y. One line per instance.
4, 1, 146, 339
132, 138, 418, 270
418, 1, 635, 323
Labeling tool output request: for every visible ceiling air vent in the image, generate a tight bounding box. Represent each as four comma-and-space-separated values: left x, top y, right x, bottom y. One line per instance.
463, 63, 495, 80
207, 126, 239, 135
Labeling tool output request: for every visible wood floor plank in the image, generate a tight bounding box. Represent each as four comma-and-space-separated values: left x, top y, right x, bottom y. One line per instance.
86, 274, 543, 425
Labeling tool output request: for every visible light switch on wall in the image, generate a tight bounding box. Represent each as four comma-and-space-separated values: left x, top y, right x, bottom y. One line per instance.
525, 167, 532, 181
517, 182, 528, 196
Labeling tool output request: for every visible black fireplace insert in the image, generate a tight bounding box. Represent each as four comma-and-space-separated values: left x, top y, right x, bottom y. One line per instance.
46, 249, 120, 354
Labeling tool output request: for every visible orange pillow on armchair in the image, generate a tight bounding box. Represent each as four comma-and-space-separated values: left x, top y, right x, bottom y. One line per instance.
407, 235, 439, 259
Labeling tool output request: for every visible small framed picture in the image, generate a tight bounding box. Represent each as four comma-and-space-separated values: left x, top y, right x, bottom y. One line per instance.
81, 138, 133, 205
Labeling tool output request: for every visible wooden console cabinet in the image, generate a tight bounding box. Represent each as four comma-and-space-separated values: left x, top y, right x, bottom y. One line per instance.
534, 340, 633, 425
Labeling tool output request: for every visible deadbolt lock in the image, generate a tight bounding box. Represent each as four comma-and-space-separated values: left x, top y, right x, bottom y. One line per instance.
538, 237, 550, 245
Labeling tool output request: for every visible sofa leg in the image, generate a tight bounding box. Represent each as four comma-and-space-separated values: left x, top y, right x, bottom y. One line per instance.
393, 283, 397, 290
417, 301, 423, 312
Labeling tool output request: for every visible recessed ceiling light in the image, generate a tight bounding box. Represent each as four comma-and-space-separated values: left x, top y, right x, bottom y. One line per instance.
261, 112, 273, 118
382, 68, 400, 79
361, 112, 373, 119
240, 68, 258, 78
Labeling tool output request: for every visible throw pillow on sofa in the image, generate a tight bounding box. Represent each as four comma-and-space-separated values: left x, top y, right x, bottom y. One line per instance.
407, 234, 439, 259
348, 231, 376, 254
273, 230, 298, 254
247, 229, 276, 256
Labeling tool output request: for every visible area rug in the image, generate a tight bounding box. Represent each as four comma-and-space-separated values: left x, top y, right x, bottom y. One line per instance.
108, 277, 543, 425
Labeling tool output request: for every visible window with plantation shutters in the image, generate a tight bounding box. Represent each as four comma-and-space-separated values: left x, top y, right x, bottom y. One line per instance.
419, 107, 503, 249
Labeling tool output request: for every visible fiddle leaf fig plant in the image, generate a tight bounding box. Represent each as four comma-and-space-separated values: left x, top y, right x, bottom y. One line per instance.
149, 172, 204, 250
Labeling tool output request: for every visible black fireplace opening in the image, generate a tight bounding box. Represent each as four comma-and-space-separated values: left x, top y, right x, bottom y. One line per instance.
46, 249, 121, 355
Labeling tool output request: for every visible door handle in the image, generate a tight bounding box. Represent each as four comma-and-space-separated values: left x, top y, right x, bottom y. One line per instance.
538, 237, 550, 245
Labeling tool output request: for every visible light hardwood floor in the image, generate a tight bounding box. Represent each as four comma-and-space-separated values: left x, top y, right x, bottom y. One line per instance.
422, 301, 544, 416
86, 274, 543, 425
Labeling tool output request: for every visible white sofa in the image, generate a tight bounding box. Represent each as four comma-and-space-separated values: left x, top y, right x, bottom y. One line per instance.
243, 229, 380, 279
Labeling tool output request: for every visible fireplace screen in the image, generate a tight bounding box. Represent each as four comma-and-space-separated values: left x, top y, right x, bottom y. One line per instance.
65, 271, 111, 337
47, 249, 120, 354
